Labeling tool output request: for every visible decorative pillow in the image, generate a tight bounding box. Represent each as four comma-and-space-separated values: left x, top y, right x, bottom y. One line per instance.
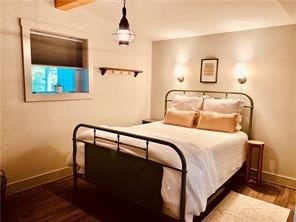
164, 109, 198, 128
203, 98, 243, 114
172, 95, 204, 111
203, 98, 244, 130
197, 111, 239, 133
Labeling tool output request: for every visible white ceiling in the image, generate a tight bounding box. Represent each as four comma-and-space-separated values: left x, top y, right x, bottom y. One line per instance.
83, 0, 296, 41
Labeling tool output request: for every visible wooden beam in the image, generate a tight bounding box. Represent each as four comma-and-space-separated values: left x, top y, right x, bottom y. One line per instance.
55, 0, 96, 11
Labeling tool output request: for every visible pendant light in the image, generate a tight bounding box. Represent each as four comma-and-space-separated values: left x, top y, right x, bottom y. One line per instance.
113, 0, 135, 46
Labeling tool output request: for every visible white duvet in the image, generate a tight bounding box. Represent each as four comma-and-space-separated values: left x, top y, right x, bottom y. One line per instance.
68, 121, 247, 222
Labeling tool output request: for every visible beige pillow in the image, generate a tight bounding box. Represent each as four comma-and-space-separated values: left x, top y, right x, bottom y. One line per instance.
172, 95, 204, 111
197, 111, 238, 133
164, 109, 198, 128
203, 98, 243, 114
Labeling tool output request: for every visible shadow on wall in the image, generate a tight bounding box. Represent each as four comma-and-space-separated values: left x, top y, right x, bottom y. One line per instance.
250, 144, 279, 175
263, 144, 279, 174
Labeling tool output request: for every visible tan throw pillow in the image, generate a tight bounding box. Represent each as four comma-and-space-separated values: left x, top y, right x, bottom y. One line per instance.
164, 109, 198, 128
172, 95, 204, 111
197, 111, 238, 133
203, 98, 243, 114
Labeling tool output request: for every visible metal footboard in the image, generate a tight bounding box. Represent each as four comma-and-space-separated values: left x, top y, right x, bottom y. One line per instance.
73, 123, 188, 222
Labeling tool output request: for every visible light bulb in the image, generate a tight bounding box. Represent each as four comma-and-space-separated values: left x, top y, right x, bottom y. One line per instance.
235, 63, 247, 84
175, 65, 184, 82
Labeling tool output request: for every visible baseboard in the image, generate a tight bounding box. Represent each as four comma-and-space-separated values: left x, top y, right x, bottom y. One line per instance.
251, 169, 296, 189
6, 167, 72, 195
6, 167, 296, 196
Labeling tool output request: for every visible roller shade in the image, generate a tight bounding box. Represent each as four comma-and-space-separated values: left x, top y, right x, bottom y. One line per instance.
30, 32, 83, 68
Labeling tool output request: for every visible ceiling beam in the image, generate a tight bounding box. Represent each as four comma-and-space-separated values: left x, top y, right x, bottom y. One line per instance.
55, 0, 96, 11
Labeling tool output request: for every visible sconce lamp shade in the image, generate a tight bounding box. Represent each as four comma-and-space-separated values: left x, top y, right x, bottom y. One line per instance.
235, 62, 247, 84
175, 65, 185, 82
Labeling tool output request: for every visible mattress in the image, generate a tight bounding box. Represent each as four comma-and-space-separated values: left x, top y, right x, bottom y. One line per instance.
68, 121, 247, 221
130, 122, 247, 187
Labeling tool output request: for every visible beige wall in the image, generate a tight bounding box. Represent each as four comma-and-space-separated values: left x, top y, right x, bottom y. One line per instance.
0, 14, 2, 169
1, 0, 295, 192
0, 0, 151, 191
151, 25, 296, 184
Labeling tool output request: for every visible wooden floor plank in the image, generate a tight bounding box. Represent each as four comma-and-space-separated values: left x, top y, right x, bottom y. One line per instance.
4, 176, 295, 222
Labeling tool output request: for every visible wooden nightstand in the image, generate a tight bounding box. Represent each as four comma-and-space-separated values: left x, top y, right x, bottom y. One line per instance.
245, 140, 265, 186
142, 119, 159, 124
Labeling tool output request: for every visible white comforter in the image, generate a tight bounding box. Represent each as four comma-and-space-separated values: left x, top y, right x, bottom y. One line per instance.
68, 122, 247, 222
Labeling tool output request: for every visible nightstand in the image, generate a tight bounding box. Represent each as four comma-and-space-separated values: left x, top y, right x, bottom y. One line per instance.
245, 140, 265, 186
142, 119, 159, 124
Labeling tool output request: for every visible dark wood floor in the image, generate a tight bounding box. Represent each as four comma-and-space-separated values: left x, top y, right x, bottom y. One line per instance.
4, 176, 296, 222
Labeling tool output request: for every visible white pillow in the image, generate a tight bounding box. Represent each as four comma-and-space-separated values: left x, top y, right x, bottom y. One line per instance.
203, 98, 244, 114
172, 95, 204, 111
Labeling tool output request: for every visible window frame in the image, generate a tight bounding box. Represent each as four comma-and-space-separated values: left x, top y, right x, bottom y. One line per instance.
20, 18, 93, 102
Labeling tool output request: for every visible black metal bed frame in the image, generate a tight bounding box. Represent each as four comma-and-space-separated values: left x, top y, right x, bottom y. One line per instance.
72, 90, 254, 222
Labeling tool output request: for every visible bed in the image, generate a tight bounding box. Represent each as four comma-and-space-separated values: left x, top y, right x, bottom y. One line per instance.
70, 90, 254, 222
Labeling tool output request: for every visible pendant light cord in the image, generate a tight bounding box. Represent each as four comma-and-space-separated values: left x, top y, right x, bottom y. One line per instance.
122, 0, 127, 16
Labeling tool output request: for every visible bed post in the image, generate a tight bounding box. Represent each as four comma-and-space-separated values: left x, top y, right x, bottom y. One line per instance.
72, 124, 81, 191
180, 171, 187, 222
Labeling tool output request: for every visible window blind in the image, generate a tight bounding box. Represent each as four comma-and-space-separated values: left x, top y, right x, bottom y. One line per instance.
30, 32, 83, 68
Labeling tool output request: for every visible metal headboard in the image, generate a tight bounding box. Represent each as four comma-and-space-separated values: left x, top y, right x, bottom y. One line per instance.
164, 89, 254, 139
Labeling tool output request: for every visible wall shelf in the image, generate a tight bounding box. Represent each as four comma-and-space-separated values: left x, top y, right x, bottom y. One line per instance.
99, 67, 143, 77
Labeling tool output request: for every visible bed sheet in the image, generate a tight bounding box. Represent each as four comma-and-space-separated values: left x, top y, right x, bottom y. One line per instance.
68, 121, 247, 221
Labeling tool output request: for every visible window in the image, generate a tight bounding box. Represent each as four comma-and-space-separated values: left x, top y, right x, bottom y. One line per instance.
31, 66, 88, 94
20, 18, 92, 102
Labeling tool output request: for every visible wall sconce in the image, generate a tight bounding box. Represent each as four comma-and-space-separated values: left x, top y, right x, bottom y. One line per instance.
235, 62, 247, 84
175, 65, 184, 83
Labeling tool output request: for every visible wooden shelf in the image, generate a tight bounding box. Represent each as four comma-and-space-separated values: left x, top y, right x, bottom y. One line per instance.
99, 67, 143, 77
142, 119, 160, 124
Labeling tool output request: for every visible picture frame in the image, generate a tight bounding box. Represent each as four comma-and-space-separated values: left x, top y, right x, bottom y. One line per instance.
200, 58, 219, 83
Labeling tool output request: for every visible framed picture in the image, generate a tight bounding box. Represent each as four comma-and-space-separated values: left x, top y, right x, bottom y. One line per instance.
200, 58, 219, 83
